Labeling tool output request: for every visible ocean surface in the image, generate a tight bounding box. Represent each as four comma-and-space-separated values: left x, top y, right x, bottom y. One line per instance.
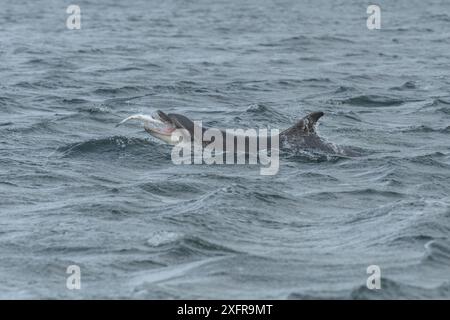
1, 0, 449, 299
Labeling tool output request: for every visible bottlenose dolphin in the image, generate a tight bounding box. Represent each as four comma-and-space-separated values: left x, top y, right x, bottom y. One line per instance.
117, 110, 357, 156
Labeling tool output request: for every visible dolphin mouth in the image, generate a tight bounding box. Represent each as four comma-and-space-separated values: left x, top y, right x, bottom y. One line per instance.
145, 121, 176, 136
144, 111, 176, 136
145, 126, 175, 136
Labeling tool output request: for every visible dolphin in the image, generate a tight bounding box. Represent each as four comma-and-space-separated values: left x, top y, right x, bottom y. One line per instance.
116, 110, 358, 156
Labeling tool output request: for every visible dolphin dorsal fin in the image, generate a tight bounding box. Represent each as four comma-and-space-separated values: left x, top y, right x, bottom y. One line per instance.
297, 111, 324, 134
282, 111, 324, 137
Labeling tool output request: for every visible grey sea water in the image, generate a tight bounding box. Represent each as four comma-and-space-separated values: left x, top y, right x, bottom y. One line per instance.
1, 0, 450, 299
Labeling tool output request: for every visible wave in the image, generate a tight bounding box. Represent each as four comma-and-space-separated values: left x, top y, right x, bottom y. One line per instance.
0, 96, 21, 112
93, 85, 149, 96
314, 35, 354, 43
13, 80, 58, 90
112, 258, 166, 272
61, 98, 90, 105
76, 105, 113, 115
146, 231, 182, 247
422, 239, 450, 266
407, 152, 450, 168
139, 180, 204, 198
261, 35, 311, 47
131, 256, 231, 295
428, 13, 450, 22
304, 188, 404, 202
272, 34, 354, 48
437, 107, 450, 115
227, 78, 333, 94
4, 118, 66, 135
226, 80, 271, 92
350, 278, 450, 299
281, 77, 331, 85
339, 95, 406, 107
389, 81, 417, 91
334, 86, 358, 94
334, 111, 363, 122
432, 98, 450, 105
400, 125, 450, 134
295, 172, 339, 181
417, 98, 450, 115
389, 210, 450, 248
145, 233, 239, 257
283, 149, 351, 163
243, 103, 290, 123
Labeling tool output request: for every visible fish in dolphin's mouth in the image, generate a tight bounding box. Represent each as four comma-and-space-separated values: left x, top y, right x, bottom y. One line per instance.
144, 118, 176, 137
116, 111, 191, 144
145, 110, 177, 136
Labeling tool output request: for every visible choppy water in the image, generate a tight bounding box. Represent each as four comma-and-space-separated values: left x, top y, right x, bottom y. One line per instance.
1, 0, 450, 299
